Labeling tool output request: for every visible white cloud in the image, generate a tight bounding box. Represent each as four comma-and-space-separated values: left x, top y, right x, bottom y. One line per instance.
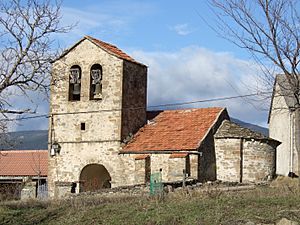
131, 46, 271, 127
57, 1, 157, 46
7, 45, 272, 131
170, 23, 195, 36
57, 7, 126, 45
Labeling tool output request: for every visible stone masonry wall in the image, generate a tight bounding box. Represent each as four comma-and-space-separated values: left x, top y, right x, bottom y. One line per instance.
130, 154, 198, 184
48, 39, 142, 197
214, 137, 276, 183
215, 138, 241, 182
190, 154, 198, 180
242, 139, 276, 182
121, 61, 147, 141
168, 158, 186, 181
134, 159, 146, 184
198, 109, 229, 182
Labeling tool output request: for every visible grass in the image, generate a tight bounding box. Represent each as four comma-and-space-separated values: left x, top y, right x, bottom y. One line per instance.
1, 186, 300, 225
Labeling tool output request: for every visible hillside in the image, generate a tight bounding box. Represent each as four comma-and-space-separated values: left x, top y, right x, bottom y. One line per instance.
0, 186, 299, 225
0, 130, 48, 150
231, 118, 268, 136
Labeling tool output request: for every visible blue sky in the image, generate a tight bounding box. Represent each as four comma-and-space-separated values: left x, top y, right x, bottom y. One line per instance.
60, 0, 243, 54
11, 0, 271, 131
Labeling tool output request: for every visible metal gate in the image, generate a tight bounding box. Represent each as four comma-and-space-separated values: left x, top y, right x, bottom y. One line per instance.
150, 172, 163, 196
37, 183, 48, 199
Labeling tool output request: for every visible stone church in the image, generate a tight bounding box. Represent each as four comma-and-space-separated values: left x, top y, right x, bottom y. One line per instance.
48, 36, 148, 197
48, 36, 279, 198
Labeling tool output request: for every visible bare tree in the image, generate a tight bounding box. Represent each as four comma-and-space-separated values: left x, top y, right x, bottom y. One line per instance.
0, 0, 72, 120
208, 0, 300, 179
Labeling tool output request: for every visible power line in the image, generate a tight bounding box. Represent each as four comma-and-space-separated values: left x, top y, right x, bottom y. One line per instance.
147, 91, 271, 108
0, 114, 48, 122
0, 91, 271, 121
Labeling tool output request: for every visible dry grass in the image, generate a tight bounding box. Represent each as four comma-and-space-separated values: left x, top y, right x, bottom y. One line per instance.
1, 185, 300, 225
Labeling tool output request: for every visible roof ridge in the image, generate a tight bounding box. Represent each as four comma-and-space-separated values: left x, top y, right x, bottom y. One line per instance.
85, 35, 119, 49
215, 120, 280, 143
150, 107, 224, 113
53, 36, 146, 67
84, 35, 146, 67
122, 107, 227, 152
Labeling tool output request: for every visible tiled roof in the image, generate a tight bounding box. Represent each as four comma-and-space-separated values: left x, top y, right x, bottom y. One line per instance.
135, 154, 150, 160
169, 153, 188, 158
122, 107, 226, 152
85, 36, 143, 65
0, 150, 48, 177
55, 36, 146, 66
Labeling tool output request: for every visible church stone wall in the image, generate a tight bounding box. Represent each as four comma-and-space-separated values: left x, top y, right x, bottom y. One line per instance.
48, 39, 146, 198
121, 61, 147, 141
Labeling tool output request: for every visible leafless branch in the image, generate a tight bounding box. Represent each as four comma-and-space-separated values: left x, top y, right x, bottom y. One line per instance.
0, 0, 74, 136
0, 0, 74, 121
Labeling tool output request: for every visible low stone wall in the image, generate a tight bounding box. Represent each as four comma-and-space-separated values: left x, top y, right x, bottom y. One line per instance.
21, 182, 36, 200
215, 137, 276, 183
243, 139, 276, 182
215, 138, 241, 182
69, 180, 259, 199
132, 154, 198, 184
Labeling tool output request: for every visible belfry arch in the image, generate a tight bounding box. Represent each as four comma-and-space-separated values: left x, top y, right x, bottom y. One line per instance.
79, 164, 111, 192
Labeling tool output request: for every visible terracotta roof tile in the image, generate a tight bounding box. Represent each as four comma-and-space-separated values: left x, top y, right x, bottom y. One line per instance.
86, 36, 145, 66
169, 153, 188, 158
0, 150, 48, 177
55, 36, 146, 66
122, 107, 225, 152
135, 154, 150, 160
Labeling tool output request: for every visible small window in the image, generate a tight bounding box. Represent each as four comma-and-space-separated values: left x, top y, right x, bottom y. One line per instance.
71, 182, 77, 193
80, 123, 85, 130
90, 64, 102, 100
69, 65, 81, 101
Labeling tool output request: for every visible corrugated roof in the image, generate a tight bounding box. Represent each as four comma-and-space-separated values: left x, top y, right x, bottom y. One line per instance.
0, 150, 48, 177
121, 107, 225, 152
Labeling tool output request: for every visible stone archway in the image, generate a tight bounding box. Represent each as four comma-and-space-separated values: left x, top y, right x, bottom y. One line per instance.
79, 164, 111, 192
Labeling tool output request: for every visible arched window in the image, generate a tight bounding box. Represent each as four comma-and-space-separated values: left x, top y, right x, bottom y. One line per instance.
69, 65, 81, 101
90, 64, 102, 100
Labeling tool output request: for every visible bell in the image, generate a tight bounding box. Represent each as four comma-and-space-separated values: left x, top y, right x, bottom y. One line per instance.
73, 83, 81, 95
93, 83, 101, 95
50, 148, 55, 156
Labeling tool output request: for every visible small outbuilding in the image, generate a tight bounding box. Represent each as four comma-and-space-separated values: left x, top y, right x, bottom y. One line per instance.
0, 150, 48, 200
121, 107, 230, 183
214, 120, 281, 183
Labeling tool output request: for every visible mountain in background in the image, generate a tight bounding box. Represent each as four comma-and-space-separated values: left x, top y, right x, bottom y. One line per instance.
0, 118, 268, 150
0, 130, 48, 150
231, 118, 268, 136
